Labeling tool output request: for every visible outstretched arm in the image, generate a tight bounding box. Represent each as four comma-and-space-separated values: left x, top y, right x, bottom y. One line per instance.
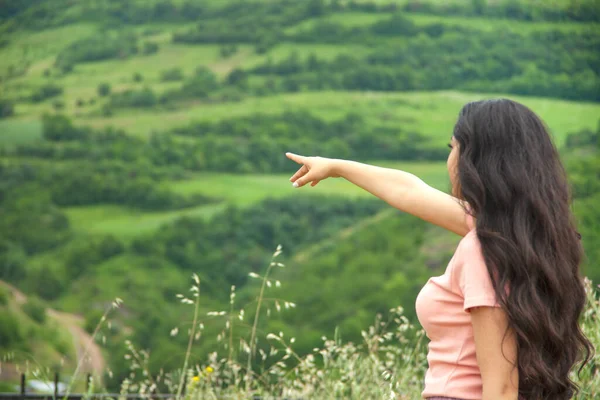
286, 153, 470, 236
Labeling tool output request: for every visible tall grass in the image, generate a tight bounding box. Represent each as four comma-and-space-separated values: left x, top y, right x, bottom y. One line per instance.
108, 245, 599, 400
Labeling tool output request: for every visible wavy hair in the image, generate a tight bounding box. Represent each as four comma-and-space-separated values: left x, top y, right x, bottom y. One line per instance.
452, 99, 593, 399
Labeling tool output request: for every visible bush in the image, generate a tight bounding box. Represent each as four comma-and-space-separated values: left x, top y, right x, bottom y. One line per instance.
133, 72, 144, 82
110, 87, 157, 108
22, 296, 47, 324
98, 82, 111, 97
55, 33, 138, 67
220, 44, 238, 58
0, 286, 8, 305
160, 67, 184, 82
0, 98, 14, 118
42, 113, 88, 141
0, 311, 25, 350
52, 99, 65, 111
143, 41, 159, 55
30, 84, 63, 102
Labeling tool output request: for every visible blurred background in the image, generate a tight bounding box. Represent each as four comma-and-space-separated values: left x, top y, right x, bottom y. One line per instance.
0, 0, 598, 394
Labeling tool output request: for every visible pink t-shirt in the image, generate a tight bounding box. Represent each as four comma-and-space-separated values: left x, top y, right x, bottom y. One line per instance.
415, 218, 501, 399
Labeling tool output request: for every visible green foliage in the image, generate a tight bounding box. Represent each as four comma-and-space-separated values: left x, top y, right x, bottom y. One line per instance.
0, 310, 28, 352
171, 110, 446, 171
97, 82, 111, 97
55, 32, 138, 68
142, 41, 159, 55
251, 18, 600, 101
219, 44, 238, 58
0, 0, 599, 385
0, 285, 8, 305
160, 67, 184, 82
0, 182, 70, 255
131, 196, 384, 295
42, 113, 88, 141
110, 87, 157, 108
0, 98, 14, 118
52, 98, 65, 111
22, 295, 47, 324
30, 84, 63, 103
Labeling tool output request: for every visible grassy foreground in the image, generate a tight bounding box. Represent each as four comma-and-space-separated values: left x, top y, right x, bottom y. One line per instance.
84, 248, 599, 399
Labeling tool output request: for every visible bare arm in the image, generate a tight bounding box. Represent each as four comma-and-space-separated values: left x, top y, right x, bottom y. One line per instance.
333, 159, 469, 236
471, 306, 519, 400
286, 154, 470, 236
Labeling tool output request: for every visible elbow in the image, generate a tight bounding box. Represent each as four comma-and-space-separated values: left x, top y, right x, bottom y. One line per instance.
482, 387, 519, 400
483, 383, 519, 400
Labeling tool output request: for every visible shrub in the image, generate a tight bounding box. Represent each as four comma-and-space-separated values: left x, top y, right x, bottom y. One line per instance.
55, 33, 138, 67
0, 286, 8, 305
30, 84, 63, 102
75, 98, 85, 107
0, 98, 14, 118
110, 87, 157, 108
0, 311, 25, 350
52, 99, 65, 111
160, 67, 184, 82
133, 72, 144, 82
98, 82, 111, 97
42, 113, 87, 141
143, 41, 159, 55
22, 296, 47, 324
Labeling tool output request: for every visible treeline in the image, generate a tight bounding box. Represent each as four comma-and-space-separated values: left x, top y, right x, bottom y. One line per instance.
227, 14, 598, 101
10, 113, 446, 176
171, 110, 447, 169
54, 31, 140, 71
3, 0, 598, 32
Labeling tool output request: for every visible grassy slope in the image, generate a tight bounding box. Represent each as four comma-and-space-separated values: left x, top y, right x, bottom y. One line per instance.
0, 282, 76, 375
2, 7, 599, 239
74, 91, 600, 143
65, 161, 449, 238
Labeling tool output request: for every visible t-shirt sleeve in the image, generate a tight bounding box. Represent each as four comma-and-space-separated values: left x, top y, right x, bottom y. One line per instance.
456, 236, 501, 313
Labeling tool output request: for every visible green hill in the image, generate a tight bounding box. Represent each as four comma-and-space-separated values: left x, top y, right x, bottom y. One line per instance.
0, 0, 599, 392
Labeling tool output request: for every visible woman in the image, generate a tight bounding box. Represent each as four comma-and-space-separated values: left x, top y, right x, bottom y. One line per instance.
285, 99, 593, 400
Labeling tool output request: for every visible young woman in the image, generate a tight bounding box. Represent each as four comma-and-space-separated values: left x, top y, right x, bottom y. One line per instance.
285, 99, 593, 400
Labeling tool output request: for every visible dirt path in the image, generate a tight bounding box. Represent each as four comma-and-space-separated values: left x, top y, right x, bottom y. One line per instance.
0, 281, 106, 379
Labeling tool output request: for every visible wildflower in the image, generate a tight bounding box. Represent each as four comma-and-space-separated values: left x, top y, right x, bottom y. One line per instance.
205, 366, 214, 374
192, 376, 200, 383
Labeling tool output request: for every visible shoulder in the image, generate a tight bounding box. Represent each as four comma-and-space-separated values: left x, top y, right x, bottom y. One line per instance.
452, 231, 488, 286
456, 229, 482, 260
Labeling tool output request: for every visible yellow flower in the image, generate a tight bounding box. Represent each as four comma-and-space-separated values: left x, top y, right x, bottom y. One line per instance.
205, 366, 214, 374
192, 376, 200, 383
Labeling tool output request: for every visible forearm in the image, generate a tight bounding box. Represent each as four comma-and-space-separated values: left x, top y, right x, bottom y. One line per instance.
332, 159, 469, 236
333, 159, 427, 211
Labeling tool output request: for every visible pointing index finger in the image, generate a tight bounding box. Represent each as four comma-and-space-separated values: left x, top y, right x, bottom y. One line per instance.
286, 152, 306, 164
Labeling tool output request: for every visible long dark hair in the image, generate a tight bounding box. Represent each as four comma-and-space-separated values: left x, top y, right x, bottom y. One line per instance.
453, 99, 593, 399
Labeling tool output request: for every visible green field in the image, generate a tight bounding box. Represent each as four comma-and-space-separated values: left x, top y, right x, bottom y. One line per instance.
286, 10, 598, 34
65, 161, 448, 238
0, 119, 42, 144
72, 91, 600, 145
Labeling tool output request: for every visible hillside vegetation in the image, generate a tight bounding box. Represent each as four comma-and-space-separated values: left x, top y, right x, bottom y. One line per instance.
0, 0, 598, 393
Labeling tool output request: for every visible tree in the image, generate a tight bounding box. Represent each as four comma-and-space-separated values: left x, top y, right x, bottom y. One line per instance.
98, 82, 111, 97
0, 98, 14, 118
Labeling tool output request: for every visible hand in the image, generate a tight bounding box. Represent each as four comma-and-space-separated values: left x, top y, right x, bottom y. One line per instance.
286, 152, 340, 188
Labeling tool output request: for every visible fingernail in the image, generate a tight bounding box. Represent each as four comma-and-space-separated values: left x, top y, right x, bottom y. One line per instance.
292, 182, 299, 188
